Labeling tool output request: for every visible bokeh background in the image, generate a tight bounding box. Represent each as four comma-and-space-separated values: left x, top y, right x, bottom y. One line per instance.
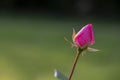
0, 0, 120, 80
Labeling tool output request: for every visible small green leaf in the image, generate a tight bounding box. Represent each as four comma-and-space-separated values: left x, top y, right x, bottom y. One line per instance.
54, 69, 68, 80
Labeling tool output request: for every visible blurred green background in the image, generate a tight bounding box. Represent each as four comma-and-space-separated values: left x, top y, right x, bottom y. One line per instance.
0, 0, 120, 80
0, 14, 120, 80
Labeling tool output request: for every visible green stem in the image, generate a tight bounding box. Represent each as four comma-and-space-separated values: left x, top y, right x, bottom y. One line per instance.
68, 48, 82, 80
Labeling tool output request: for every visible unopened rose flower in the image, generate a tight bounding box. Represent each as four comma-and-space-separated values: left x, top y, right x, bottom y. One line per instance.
73, 24, 95, 49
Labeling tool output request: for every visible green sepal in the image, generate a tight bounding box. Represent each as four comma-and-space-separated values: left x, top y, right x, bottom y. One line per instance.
72, 28, 76, 41
87, 47, 99, 52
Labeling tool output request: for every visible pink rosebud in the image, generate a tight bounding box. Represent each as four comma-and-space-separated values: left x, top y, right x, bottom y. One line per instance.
73, 24, 95, 49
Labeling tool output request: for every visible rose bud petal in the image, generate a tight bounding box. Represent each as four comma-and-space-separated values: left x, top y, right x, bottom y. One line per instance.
73, 24, 95, 49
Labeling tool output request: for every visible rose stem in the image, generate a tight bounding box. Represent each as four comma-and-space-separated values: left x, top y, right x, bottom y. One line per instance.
68, 48, 82, 80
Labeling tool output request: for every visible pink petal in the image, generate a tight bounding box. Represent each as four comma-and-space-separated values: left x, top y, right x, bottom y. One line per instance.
73, 24, 95, 48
